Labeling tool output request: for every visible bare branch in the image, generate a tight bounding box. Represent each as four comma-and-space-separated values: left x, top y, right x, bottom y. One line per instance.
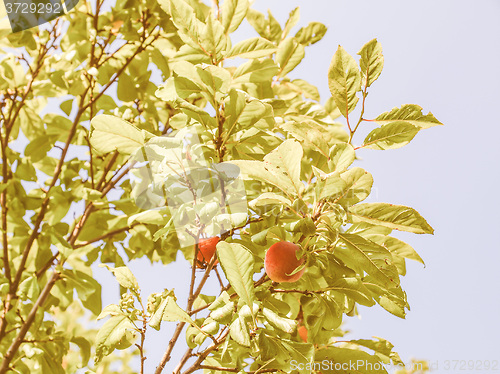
154, 321, 186, 374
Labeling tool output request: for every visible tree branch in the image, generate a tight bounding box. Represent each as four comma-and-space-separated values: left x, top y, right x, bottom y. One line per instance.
181, 330, 230, 374
0, 8, 162, 368
73, 224, 138, 249
0, 271, 60, 374
154, 321, 187, 374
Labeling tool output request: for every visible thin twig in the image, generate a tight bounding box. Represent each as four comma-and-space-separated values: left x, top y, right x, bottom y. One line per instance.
181, 330, 230, 374
154, 322, 186, 374
73, 224, 137, 248
0, 271, 60, 373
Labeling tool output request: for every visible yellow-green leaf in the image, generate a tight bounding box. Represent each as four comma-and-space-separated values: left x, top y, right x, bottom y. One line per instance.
349, 203, 434, 234
217, 242, 255, 315
90, 115, 145, 155
328, 46, 361, 118
362, 121, 419, 150
276, 37, 305, 77
375, 104, 443, 129
227, 37, 277, 59
358, 38, 384, 87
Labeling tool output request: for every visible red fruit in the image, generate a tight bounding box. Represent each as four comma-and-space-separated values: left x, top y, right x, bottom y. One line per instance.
264, 241, 305, 283
196, 237, 220, 267
298, 325, 308, 343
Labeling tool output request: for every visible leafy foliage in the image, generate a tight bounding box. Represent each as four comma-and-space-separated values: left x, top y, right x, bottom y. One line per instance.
0, 0, 440, 373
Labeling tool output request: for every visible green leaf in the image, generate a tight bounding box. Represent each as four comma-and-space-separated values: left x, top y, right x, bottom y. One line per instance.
71, 336, 92, 367
338, 233, 400, 289
210, 301, 235, 324
318, 173, 347, 201
117, 73, 137, 102
229, 315, 250, 347
375, 104, 443, 129
232, 59, 279, 84
350, 337, 404, 366
224, 90, 268, 137
282, 7, 300, 39
156, 76, 204, 101
127, 210, 166, 226
358, 38, 384, 87
44, 114, 72, 141
149, 295, 198, 331
280, 120, 328, 156
246, 9, 282, 43
227, 37, 277, 59
349, 203, 434, 234
282, 340, 315, 373
232, 140, 303, 196
63, 270, 102, 315
257, 333, 291, 365
174, 44, 211, 64
302, 293, 342, 331
201, 15, 228, 62
293, 217, 316, 237
262, 307, 297, 333
328, 46, 361, 118
217, 242, 255, 316
367, 234, 425, 265
327, 277, 375, 307
249, 192, 291, 209
335, 167, 373, 206
18, 275, 39, 300
196, 65, 232, 99
208, 291, 231, 311
25, 135, 56, 163
324, 96, 342, 120
221, 0, 249, 34
295, 22, 327, 46
95, 314, 135, 363
328, 143, 356, 173
362, 121, 419, 150
90, 115, 145, 155
200, 318, 219, 335
276, 37, 305, 77
100, 265, 139, 291
97, 304, 122, 320
262, 139, 303, 194
364, 279, 408, 318
159, 0, 205, 52
346, 222, 392, 236
284, 79, 321, 101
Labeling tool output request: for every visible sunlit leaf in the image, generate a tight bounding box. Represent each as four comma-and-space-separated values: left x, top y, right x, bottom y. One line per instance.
358, 38, 384, 87
227, 37, 276, 59
375, 104, 443, 129
328, 46, 361, 118
363, 121, 419, 150
338, 233, 400, 289
350, 203, 434, 234
276, 37, 305, 77
217, 242, 255, 316
90, 115, 146, 155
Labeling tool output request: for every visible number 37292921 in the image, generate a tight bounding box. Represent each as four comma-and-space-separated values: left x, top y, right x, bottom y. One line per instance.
5, 2, 63, 14
443, 360, 498, 371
